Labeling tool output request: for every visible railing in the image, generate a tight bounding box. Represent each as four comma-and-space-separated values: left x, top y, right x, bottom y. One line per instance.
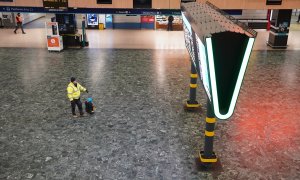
206, 1, 258, 38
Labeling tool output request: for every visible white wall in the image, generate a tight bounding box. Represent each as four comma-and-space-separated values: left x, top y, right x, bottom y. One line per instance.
99, 14, 106, 28
232, 10, 268, 20
113, 15, 140, 23
22, 13, 45, 25
75, 14, 86, 28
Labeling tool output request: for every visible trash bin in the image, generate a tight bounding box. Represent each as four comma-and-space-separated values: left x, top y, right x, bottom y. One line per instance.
99, 23, 104, 30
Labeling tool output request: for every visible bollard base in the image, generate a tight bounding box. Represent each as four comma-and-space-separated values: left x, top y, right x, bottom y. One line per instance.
199, 151, 217, 164
185, 100, 201, 111
195, 152, 222, 171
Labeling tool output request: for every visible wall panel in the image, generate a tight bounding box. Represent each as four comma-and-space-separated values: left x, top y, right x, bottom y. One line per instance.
170, 0, 180, 9
152, 0, 170, 9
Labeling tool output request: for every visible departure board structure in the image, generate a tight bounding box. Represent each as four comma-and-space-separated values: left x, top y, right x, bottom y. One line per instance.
181, 2, 257, 165
182, 2, 257, 120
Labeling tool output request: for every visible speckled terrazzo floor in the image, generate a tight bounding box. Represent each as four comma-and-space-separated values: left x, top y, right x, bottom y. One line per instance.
0, 48, 299, 179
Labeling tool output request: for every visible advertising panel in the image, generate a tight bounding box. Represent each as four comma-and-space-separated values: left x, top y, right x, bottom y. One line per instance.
105, 14, 112, 23
141, 16, 154, 23
87, 14, 98, 26
47, 36, 60, 47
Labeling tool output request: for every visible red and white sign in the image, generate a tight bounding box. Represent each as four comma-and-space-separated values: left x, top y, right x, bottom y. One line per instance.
47, 36, 59, 47
141, 16, 155, 23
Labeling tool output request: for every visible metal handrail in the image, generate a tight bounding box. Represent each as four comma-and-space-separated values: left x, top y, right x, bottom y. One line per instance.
206, 1, 258, 38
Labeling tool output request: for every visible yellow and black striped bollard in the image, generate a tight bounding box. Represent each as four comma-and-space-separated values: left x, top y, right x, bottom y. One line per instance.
199, 100, 217, 165
186, 63, 200, 110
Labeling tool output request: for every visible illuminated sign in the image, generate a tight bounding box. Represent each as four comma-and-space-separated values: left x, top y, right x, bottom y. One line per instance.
183, 12, 196, 69
181, 3, 256, 120
183, 11, 212, 102
206, 37, 254, 119
196, 35, 211, 101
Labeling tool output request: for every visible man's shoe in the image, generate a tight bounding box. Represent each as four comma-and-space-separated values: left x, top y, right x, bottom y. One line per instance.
73, 114, 78, 118
22, 32, 26, 34
14, 31, 16, 34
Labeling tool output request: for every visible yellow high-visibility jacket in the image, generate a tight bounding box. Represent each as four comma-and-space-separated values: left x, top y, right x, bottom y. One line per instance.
67, 82, 86, 101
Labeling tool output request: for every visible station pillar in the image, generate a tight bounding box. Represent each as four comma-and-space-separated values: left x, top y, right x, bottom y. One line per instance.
267, 9, 292, 49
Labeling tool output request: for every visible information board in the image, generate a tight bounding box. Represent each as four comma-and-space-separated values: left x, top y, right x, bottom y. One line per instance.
182, 12, 212, 102
195, 34, 211, 101
266, 0, 282, 5
43, 0, 68, 10
181, 2, 256, 120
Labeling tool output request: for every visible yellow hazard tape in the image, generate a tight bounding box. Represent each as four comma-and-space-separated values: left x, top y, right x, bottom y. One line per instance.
190, 84, 197, 88
206, 118, 216, 123
190, 74, 198, 78
205, 130, 215, 137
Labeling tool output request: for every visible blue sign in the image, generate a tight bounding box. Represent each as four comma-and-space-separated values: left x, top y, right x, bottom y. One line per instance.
0, 6, 181, 15
87, 14, 98, 26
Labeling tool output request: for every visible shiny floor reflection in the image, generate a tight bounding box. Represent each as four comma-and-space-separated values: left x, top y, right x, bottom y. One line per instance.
218, 51, 300, 179
0, 48, 299, 179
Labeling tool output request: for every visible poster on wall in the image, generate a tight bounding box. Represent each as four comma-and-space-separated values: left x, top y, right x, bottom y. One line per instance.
105, 14, 112, 23
87, 14, 98, 26
43, 0, 68, 10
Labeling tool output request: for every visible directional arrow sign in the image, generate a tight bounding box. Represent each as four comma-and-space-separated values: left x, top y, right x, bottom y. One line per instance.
182, 2, 257, 120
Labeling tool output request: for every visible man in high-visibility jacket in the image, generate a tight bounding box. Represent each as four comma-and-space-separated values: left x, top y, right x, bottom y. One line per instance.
67, 77, 88, 117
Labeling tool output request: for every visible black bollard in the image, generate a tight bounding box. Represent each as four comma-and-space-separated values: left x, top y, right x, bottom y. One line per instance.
199, 99, 217, 165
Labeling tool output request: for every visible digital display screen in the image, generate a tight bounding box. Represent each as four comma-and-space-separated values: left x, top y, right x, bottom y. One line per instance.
0, 0, 14, 2
266, 0, 282, 5
196, 35, 211, 101
133, 0, 152, 9
97, 0, 112, 4
182, 12, 212, 101
183, 23, 195, 66
87, 14, 98, 26
43, 0, 68, 9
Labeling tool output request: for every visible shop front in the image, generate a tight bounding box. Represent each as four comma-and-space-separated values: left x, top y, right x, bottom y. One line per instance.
155, 15, 183, 31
